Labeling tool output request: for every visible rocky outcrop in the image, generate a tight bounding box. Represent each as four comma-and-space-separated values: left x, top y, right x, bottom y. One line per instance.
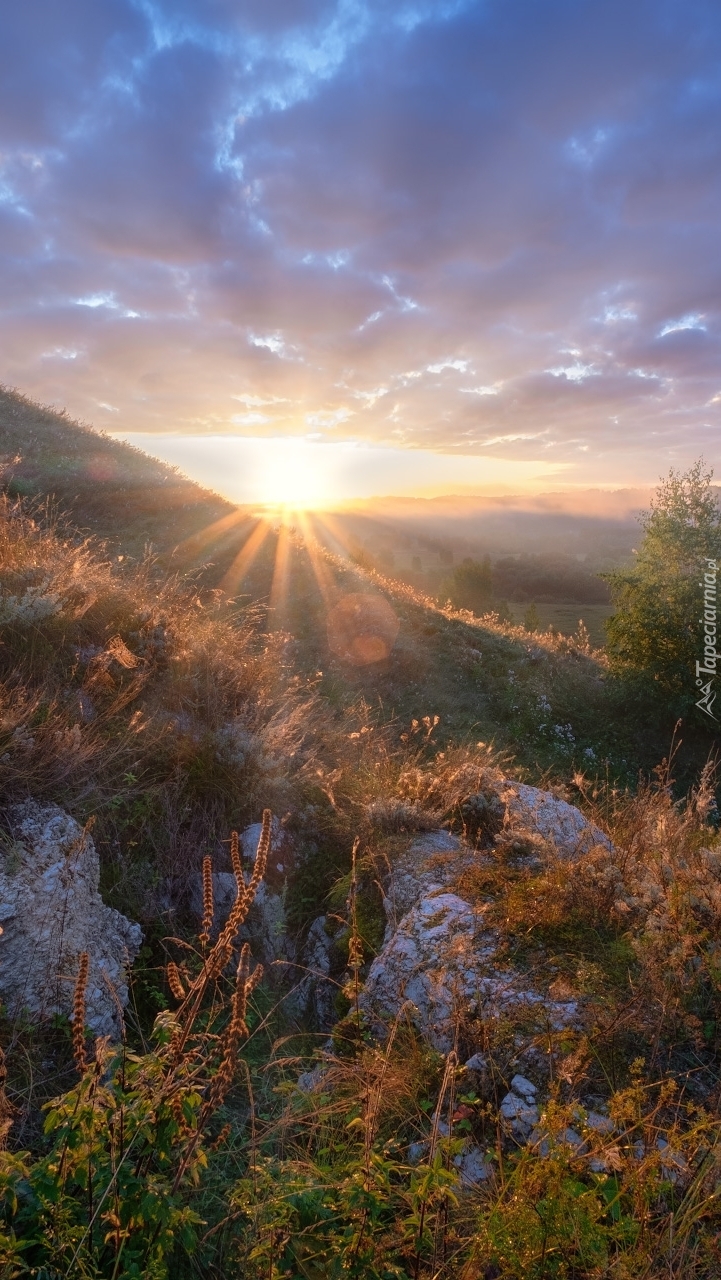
0, 802, 142, 1038
362, 785, 606, 1050
497, 781, 611, 857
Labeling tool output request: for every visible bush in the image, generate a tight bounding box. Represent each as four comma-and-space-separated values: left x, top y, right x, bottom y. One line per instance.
603, 462, 721, 704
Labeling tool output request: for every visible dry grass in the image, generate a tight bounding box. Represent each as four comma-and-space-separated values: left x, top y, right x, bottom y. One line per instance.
0, 495, 325, 915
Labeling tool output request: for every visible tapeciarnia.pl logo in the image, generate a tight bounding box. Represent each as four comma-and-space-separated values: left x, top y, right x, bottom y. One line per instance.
696, 557, 718, 719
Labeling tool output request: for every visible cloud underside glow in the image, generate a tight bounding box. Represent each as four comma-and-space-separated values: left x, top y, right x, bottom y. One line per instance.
111, 433, 567, 506
1, 0, 720, 487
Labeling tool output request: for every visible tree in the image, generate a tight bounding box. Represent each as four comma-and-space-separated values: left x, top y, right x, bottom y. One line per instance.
524, 602, 541, 633
447, 555, 494, 614
603, 461, 721, 700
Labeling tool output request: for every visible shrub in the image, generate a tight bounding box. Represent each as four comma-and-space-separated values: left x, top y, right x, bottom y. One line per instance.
603, 461, 721, 702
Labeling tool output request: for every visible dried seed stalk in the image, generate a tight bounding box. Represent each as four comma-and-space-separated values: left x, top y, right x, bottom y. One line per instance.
170, 811, 272, 1060
199, 856, 214, 947
229, 830, 242, 883
72, 952, 89, 1074
167, 961, 186, 1001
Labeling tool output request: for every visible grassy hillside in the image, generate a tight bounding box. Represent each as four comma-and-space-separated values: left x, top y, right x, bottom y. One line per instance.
1, 390, 721, 1277
0, 385, 237, 560
0, 386, 714, 787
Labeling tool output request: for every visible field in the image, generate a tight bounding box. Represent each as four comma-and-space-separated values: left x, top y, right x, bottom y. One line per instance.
507, 601, 615, 647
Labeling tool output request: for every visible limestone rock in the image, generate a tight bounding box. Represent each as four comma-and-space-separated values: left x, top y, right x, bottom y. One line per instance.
453, 1144, 493, 1186
497, 781, 612, 857
363, 889, 498, 1050
0, 802, 142, 1038
296, 915, 343, 1030
382, 830, 466, 933
509, 1074, 537, 1101
364, 809, 584, 1049
500, 1078, 540, 1141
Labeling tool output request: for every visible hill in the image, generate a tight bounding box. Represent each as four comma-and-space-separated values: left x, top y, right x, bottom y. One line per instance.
0, 385, 238, 559
0, 386, 714, 782
1, 389, 721, 1277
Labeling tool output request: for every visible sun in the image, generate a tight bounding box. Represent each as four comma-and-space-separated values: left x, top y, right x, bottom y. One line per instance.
257, 438, 332, 510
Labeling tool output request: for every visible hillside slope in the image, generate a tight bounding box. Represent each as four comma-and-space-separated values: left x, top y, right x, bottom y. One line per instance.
0, 387, 711, 789
0, 386, 239, 560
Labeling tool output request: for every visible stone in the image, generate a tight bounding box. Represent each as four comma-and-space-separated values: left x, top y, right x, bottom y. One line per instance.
453, 1144, 493, 1186
363, 886, 579, 1051
656, 1138, 688, 1184
585, 1110, 614, 1134
510, 1074, 537, 1102
296, 1062, 328, 1093
361, 783, 600, 1050
295, 915, 344, 1030
499, 1090, 540, 1140
381, 830, 466, 937
464, 1053, 488, 1072
362, 890, 497, 1051
497, 781, 612, 857
0, 802, 142, 1038
529, 1125, 584, 1156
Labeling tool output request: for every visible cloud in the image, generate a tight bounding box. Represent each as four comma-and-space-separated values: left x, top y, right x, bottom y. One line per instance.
0, 0, 720, 486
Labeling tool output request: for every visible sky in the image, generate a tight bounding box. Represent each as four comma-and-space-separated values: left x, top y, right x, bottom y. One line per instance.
2, 0, 721, 502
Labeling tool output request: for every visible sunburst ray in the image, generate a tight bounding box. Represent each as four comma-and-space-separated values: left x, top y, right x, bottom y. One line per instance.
218, 518, 271, 597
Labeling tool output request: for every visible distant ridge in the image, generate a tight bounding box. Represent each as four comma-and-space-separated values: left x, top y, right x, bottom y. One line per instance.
342, 488, 653, 521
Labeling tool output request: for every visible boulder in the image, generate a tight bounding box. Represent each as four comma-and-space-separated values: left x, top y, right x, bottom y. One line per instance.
497, 781, 611, 857
362, 889, 498, 1050
362, 784, 593, 1049
382, 830, 467, 936
0, 802, 142, 1038
295, 915, 344, 1030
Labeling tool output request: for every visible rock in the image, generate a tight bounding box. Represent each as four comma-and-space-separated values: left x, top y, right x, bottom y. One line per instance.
363, 884, 578, 1051
296, 1062, 328, 1094
497, 781, 612, 857
362, 783, 601, 1050
296, 916, 343, 1030
530, 1125, 584, 1156
0, 802, 142, 1038
453, 1144, 493, 1186
499, 1090, 540, 1141
409, 1138, 492, 1186
585, 1110, 614, 1134
362, 890, 497, 1051
510, 1074, 537, 1102
464, 1053, 488, 1072
381, 830, 465, 936
656, 1138, 688, 1184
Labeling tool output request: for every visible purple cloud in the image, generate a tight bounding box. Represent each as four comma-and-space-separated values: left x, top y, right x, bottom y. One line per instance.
1, 0, 720, 485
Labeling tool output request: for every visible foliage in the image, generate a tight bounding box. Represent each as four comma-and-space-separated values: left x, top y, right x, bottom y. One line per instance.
603, 461, 721, 699
523, 602, 540, 633
0, 816, 271, 1279
445, 556, 494, 614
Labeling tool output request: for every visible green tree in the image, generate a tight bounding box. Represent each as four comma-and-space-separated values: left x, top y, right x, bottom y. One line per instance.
447, 555, 494, 614
523, 602, 540, 633
603, 461, 721, 699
